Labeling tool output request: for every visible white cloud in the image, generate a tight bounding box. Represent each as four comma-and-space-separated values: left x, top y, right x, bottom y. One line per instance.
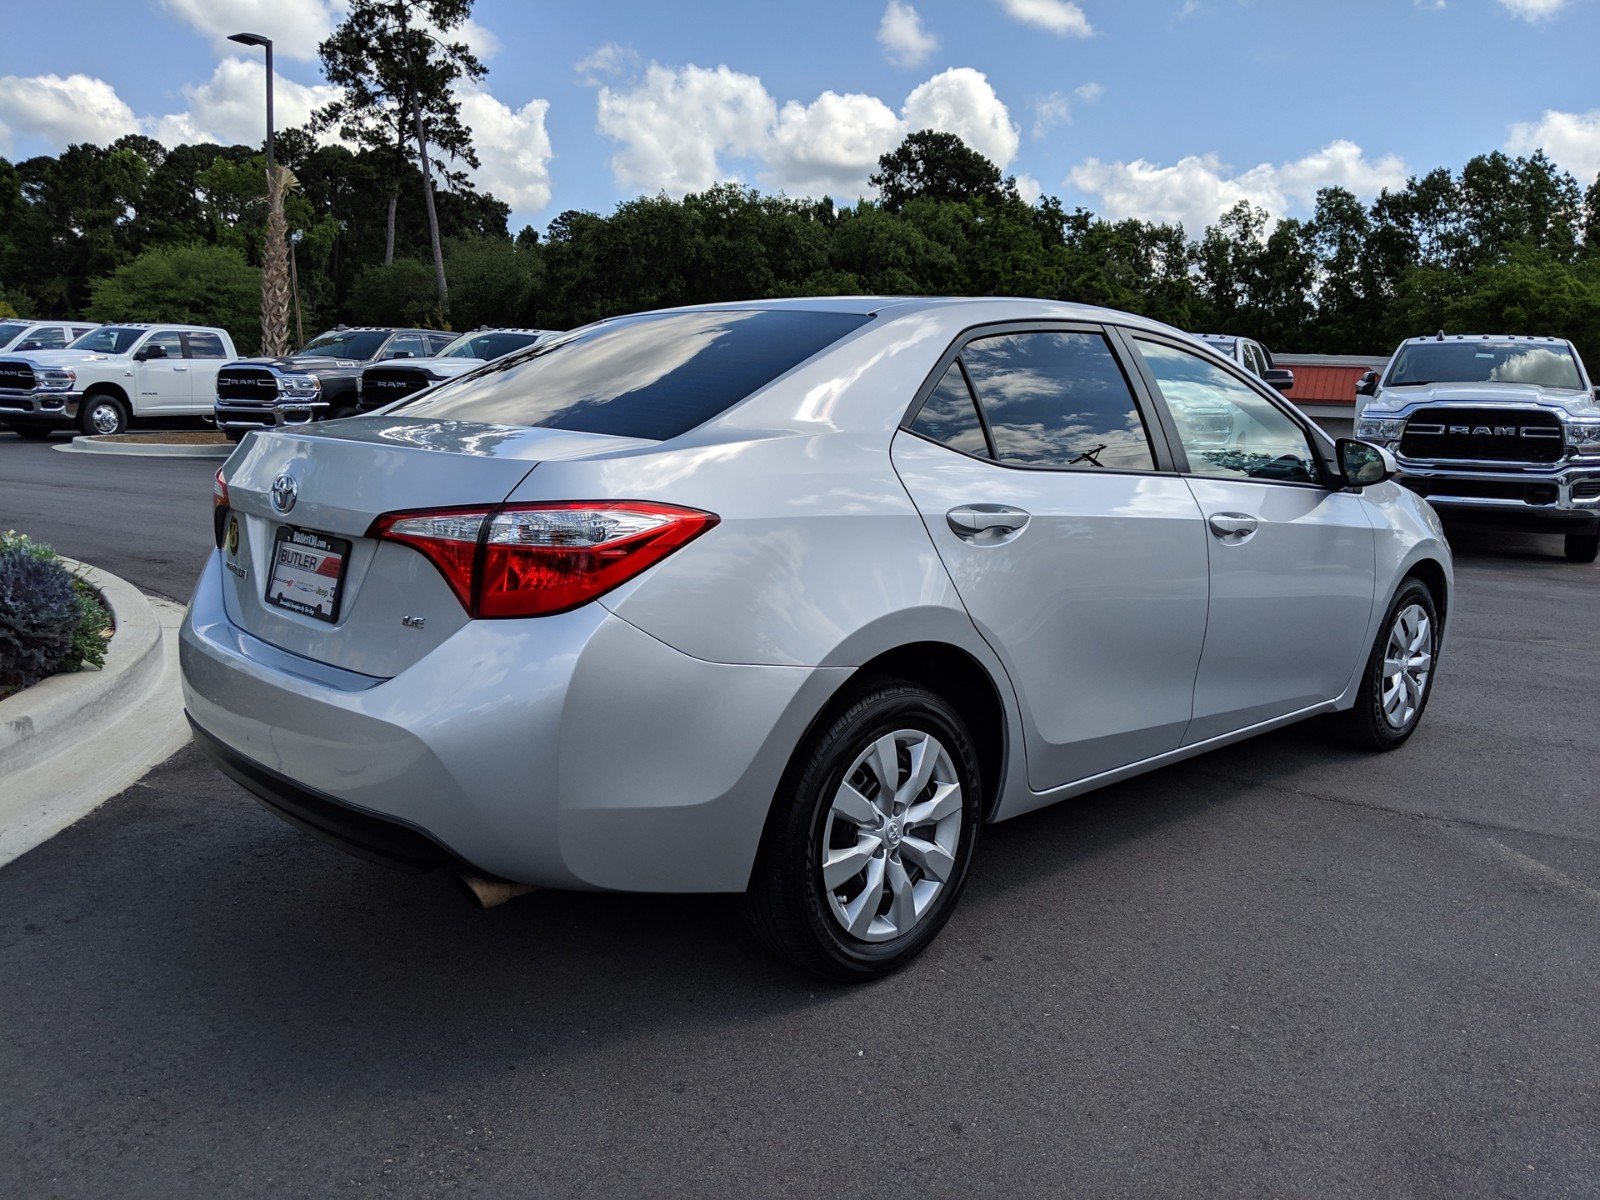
1497, 0, 1569, 18
597, 63, 776, 193
768, 91, 903, 197
147, 57, 341, 147
878, 1, 939, 68
1507, 108, 1600, 186
158, 0, 339, 62
1075, 82, 1105, 104
0, 73, 139, 156
1016, 173, 1043, 204
575, 42, 638, 84
996, 0, 1093, 37
1068, 140, 1408, 233
903, 68, 1020, 169
595, 62, 1020, 201
1032, 92, 1073, 139
456, 88, 553, 212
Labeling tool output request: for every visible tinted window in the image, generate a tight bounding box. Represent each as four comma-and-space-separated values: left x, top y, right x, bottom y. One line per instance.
70, 327, 146, 354
441, 331, 543, 361
20, 326, 67, 349
298, 330, 387, 360
399, 310, 871, 441
0, 322, 27, 349
186, 332, 227, 358
910, 363, 990, 458
1385, 341, 1583, 390
961, 331, 1154, 470
384, 334, 427, 360
145, 331, 186, 358
1137, 339, 1318, 484
425, 333, 455, 354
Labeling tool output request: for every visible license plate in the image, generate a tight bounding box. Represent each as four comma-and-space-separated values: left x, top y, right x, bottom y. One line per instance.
265, 526, 350, 623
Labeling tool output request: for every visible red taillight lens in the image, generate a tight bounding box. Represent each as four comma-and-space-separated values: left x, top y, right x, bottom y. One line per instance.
212, 467, 229, 547
369, 501, 718, 619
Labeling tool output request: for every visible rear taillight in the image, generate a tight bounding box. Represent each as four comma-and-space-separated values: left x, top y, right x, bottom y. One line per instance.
369, 501, 718, 618
212, 467, 229, 547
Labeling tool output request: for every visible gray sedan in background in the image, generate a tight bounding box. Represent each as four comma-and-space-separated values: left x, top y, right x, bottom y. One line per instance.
182, 297, 1452, 980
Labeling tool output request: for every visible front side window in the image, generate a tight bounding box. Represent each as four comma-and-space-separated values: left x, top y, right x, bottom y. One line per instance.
0, 322, 27, 349
144, 331, 186, 359
1384, 341, 1584, 391
399, 309, 870, 442
1137, 339, 1318, 484
383, 334, 427, 360
910, 363, 991, 458
20, 326, 68, 350
960, 331, 1155, 470
70, 326, 146, 355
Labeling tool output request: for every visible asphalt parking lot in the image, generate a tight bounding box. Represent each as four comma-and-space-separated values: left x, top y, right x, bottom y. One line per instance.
2, 430, 1597, 1198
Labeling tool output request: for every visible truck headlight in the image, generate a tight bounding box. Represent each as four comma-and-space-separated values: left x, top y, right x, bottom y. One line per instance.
1355, 417, 1405, 441
1566, 422, 1600, 455
277, 373, 321, 400
36, 368, 76, 392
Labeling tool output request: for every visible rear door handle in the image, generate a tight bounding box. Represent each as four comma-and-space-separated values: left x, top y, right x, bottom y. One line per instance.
947, 504, 1031, 540
1207, 512, 1259, 543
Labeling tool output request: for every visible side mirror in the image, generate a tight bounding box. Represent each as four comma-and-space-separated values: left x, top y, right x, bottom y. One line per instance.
1592, 385, 1600, 401
392, 350, 414, 359
16, 340, 43, 352
1262, 367, 1295, 393
135, 343, 167, 361
1337, 438, 1397, 488
1355, 371, 1379, 398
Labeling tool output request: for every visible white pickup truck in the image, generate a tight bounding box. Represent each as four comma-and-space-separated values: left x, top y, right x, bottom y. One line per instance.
0, 323, 237, 438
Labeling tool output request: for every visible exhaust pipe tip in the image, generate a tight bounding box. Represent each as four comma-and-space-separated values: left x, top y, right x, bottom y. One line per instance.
457, 872, 540, 910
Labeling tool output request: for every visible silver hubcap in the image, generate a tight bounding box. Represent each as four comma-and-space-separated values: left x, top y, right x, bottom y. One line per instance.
90, 404, 119, 434
821, 728, 963, 944
1381, 603, 1433, 730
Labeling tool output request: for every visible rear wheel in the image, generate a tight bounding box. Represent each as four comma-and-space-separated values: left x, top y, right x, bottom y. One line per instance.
77, 393, 128, 436
1338, 579, 1439, 751
1565, 531, 1599, 564
742, 680, 982, 982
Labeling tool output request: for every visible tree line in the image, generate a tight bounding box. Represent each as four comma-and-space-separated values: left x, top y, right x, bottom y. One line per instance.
4, 125, 1600, 361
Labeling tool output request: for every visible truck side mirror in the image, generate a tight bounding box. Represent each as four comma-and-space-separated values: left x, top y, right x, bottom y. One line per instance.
134, 343, 167, 361
1355, 371, 1379, 398
1262, 368, 1295, 392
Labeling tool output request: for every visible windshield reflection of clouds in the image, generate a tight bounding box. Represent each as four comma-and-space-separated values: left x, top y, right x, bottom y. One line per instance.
1389, 343, 1582, 390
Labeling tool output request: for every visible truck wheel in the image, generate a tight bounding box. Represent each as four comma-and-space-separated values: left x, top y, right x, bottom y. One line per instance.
1565, 531, 1600, 564
78, 394, 128, 436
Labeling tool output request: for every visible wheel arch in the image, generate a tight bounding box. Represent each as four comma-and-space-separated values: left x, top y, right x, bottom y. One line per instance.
82, 380, 130, 404
1402, 556, 1450, 630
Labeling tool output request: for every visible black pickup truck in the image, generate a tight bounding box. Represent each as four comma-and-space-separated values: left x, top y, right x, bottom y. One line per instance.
213, 326, 452, 441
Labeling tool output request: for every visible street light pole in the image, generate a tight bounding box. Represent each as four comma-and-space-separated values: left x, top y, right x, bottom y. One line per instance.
228, 31, 290, 356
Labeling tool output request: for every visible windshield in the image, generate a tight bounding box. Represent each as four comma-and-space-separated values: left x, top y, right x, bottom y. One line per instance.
439, 331, 544, 360
0, 322, 29, 349
1385, 341, 1584, 391
297, 330, 388, 360
69, 327, 145, 354
397, 309, 871, 441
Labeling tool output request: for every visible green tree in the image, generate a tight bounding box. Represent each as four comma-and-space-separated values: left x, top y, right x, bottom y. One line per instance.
869, 131, 1019, 212
85, 244, 262, 353
347, 258, 443, 326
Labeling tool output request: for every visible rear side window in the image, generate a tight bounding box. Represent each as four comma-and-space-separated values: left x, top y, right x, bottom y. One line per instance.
186, 332, 227, 358
910, 364, 991, 458
961, 331, 1155, 470
399, 310, 872, 441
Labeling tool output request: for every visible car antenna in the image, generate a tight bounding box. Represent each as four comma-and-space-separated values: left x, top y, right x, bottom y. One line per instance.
1436, 330, 1445, 341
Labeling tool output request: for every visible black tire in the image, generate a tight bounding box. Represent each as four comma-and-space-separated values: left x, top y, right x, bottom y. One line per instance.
742, 679, 983, 982
9, 426, 52, 441
223, 429, 245, 444
77, 393, 129, 436
1564, 531, 1599, 564
1337, 578, 1440, 751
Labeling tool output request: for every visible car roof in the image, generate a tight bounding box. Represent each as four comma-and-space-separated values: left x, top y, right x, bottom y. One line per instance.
95, 323, 228, 333
1400, 333, 1572, 347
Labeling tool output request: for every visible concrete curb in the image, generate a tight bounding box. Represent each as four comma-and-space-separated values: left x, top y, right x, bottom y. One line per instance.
0, 559, 190, 868
57, 435, 232, 459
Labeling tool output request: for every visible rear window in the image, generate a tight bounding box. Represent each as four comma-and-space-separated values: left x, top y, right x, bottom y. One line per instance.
395, 309, 871, 441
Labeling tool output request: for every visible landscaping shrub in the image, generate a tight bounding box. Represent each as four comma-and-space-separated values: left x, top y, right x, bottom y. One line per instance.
0, 532, 111, 697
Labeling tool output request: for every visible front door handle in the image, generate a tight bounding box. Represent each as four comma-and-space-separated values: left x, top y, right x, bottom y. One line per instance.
947, 504, 1031, 540
172, 365, 189, 372
1207, 512, 1259, 543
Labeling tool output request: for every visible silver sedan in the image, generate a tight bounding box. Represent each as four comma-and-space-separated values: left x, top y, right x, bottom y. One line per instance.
182, 297, 1452, 980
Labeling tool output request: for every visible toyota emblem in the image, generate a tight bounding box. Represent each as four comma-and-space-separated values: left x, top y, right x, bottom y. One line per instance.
270, 473, 298, 514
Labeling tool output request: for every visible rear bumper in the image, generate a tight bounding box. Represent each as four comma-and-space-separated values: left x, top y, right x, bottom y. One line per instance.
180, 552, 844, 892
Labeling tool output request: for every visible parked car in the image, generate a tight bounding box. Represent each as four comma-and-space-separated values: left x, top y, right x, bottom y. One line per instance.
0, 324, 237, 438
0, 318, 99, 354
1354, 333, 1600, 563
356, 327, 557, 410
214, 326, 454, 440
183, 297, 1453, 980
1197, 333, 1296, 392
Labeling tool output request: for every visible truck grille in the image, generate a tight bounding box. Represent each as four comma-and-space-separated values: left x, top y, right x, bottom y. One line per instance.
360, 365, 434, 408
1399, 407, 1564, 465
216, 366, 279, 407
0, 359, 36, 392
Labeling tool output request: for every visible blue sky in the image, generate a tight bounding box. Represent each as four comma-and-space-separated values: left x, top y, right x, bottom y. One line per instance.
2, 0, 1598, 237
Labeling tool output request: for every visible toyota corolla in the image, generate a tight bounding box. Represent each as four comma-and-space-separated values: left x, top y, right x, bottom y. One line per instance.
182, 298, 1452, 980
